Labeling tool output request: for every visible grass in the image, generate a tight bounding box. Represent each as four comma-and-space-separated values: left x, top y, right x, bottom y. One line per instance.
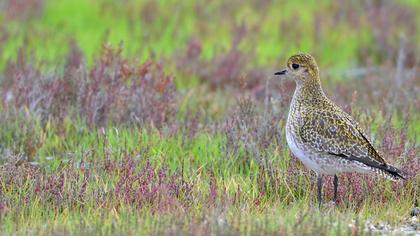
0, 0, 419, 235
0, 110, 417, 234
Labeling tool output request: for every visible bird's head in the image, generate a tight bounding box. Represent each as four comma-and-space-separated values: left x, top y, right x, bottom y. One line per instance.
274, 53, 319, 85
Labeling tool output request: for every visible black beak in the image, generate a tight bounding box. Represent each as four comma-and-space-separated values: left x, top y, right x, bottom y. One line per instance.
274, 69, 287, 75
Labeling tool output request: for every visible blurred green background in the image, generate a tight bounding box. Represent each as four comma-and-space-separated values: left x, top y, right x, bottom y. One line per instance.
1, 0, 419, 70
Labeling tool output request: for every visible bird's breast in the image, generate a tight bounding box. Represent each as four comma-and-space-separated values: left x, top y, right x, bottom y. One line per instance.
286, 100, 325, 173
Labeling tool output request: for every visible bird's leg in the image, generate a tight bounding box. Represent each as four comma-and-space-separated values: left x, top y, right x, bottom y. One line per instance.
333, 174, 338, 203
317, 174, 323, 208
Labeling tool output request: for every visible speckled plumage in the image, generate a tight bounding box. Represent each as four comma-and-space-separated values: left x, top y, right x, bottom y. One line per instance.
275, 53, 406, 205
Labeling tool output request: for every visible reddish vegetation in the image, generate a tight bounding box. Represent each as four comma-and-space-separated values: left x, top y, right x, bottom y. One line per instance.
2, 43, 178, 127
0, 154, 194, 214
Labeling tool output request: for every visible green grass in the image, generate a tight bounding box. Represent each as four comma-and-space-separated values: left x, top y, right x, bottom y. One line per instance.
0, 115, 417, 234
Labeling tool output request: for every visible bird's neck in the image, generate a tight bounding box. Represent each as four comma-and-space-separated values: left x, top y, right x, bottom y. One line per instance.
292, 77, 328, 107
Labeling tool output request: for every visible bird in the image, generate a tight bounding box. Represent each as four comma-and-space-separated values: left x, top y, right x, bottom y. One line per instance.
274, 53, 406, 207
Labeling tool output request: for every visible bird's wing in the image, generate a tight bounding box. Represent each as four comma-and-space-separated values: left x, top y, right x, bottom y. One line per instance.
299, 108, 388, 169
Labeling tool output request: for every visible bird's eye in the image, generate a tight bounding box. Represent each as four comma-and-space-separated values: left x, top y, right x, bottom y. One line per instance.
292, 63, 299, 70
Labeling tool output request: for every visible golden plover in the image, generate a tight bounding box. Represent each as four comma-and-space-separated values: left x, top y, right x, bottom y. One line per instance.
274, 53, 406, 206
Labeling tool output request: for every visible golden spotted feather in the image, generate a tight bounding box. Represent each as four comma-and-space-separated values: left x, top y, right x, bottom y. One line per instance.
299, 104, 405, 179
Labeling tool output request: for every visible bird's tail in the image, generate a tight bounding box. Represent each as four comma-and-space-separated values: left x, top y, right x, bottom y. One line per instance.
376, 164, 407, 181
